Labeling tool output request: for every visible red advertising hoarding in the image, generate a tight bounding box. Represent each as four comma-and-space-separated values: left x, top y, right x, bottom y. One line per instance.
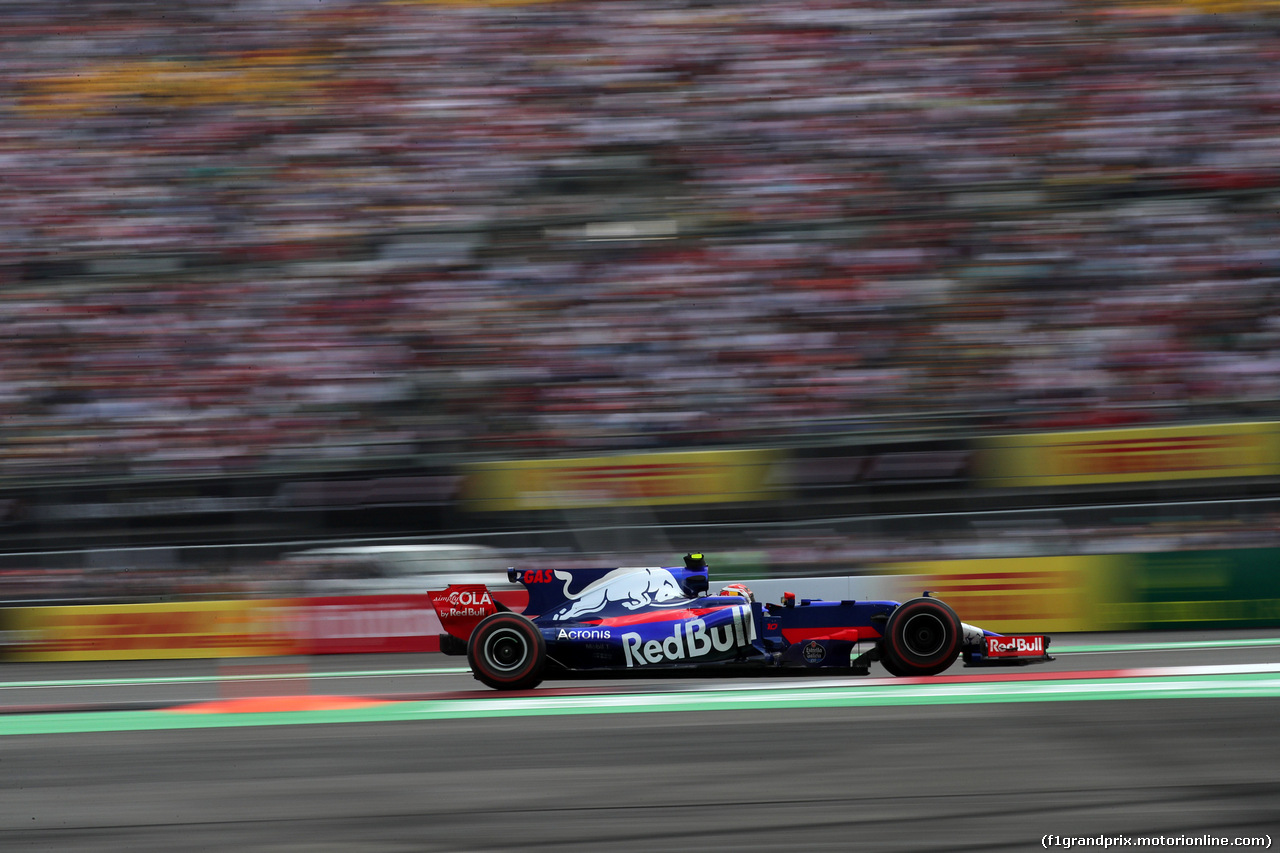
293, 591, 528, 655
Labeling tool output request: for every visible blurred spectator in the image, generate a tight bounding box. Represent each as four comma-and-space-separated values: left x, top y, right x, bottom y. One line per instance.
0, 0, 1278, 481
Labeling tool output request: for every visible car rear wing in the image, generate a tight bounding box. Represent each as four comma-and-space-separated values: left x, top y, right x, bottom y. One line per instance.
427, 584, 508, 650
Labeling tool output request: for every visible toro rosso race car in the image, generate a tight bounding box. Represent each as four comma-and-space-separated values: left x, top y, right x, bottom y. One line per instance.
429, 553, 1052, 691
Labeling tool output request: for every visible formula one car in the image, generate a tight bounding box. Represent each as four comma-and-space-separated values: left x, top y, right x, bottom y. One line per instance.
429, 553, 1052, 691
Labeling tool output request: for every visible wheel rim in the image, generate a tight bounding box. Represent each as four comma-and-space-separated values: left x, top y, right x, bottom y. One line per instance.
902, 612, 947, 658
483, 627, 529, 673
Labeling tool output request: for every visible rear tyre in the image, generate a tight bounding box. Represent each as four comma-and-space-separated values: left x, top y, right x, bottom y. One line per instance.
881, 598, 961, 677
467, 612, 547, 691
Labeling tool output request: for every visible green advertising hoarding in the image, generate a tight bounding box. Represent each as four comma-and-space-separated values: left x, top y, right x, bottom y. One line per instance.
878, 548, 1280, 633
1102, 548, 1280, 630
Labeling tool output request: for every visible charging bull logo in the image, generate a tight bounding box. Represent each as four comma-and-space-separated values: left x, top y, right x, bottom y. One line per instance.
547, 567, 686, 621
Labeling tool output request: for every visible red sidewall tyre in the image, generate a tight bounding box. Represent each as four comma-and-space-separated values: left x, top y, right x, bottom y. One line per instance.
467, 613, 547, 691
881, 598, 961, 677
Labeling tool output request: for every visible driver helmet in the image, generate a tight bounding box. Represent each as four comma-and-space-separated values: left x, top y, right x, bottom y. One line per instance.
718, 583, 754, 604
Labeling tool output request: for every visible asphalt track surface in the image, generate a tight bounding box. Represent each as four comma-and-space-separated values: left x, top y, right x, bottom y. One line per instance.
2, 631, 1278, 852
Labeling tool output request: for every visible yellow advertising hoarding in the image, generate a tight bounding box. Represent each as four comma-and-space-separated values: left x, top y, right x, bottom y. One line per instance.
875, 555, 1131, 634
5, 600, 298, 662
461, 449, 787, 511
21, 55, 329, 115
973, 422, 1280, 488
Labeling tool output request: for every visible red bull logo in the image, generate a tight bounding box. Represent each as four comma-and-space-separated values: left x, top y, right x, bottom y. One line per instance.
985, 635, 1046, 657
620, 605, 754, 668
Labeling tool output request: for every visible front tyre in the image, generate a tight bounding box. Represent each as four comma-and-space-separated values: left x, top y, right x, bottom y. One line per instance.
878, 655, 904, 676
881, 597, 961, 677
467, 613, 547, 691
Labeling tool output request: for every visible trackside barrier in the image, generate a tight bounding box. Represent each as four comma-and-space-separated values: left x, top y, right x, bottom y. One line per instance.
972, 421, 1280, 488
293, 595, 443, 655
5, 548, 1280, 661
459, 448, 788, 511
1098, 548, 1280, 630
872, 556, 1122, 634
1, 591, 528, 662
2, 600, 297, 662
875, 548, 1280, 633
292, 591, 526, 654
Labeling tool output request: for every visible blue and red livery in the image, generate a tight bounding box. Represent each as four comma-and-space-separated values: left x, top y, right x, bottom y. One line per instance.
429, 553, 1053, 691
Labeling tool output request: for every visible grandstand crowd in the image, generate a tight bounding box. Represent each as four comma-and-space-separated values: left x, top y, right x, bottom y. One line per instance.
1, 0, 1279, 482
